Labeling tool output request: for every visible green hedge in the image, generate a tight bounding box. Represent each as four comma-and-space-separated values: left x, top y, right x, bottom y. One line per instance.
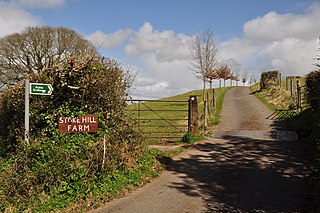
260, 70, 279, 90
306, 70, 320, 112
0, 55, 145, 211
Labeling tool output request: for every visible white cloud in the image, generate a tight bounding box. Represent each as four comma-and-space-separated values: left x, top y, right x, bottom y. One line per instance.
0, 2, 41, 37
107, 22, 201, 99
86, 29, 133, 49
244, 3, 320, 42
125, 22, 192, 62
11, 0, 66, 8
130, 53, 202, 99
131, 79, 171, 100
262, 38, 317, 75
84, 23, 201, 99
218, 38, 263, 65
219, 3, 320, 78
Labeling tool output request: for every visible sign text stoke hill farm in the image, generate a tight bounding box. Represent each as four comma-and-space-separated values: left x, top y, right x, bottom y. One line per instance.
58, 115, 98, 133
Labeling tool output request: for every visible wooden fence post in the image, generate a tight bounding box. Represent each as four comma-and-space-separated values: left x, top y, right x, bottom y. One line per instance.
279, 72, 282, 89
212, 88, 215, 109
204, 92, 208, 129
297, 80, 301, 110
188, 96, 199, 134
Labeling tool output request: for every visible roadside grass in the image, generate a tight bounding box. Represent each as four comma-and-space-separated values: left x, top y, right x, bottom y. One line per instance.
250, 82, 292, 111
249, 82, 305, 130
250, 80, 314, 132
208, 87, 232, 125
0, 146, 164, 213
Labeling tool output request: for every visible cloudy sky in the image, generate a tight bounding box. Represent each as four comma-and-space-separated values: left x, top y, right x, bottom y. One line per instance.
0, 0, 319, 99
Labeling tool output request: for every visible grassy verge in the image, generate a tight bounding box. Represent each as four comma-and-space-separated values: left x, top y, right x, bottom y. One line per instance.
208, 87, 232, 125
249, 83, 292, 111
0, 146, 165, 213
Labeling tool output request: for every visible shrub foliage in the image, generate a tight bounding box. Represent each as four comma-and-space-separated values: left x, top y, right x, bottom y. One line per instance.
305, 70, 320, 112
260, 70, 280, 90
0, 54, 145, 211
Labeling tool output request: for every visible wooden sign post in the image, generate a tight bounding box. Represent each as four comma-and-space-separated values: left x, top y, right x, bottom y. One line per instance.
25, 80, 54, 143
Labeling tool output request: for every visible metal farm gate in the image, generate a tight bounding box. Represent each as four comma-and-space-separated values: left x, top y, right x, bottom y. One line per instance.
126, 98, 195, 140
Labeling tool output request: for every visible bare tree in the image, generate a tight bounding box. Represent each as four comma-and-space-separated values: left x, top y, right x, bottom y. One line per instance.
229, 71, 236, 87
0, 26, 97, 89
204, 68, 218, 89
216, 64, 231, 88
190, 28, 218, 98
234, 71, 240, 86
228, 62, 241, 86
249, 74, 256, 86
242, 70, 248, 86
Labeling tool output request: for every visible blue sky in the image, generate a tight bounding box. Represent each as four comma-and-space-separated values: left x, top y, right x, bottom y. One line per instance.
31, 1, 312, 36
1, 0, 320, 98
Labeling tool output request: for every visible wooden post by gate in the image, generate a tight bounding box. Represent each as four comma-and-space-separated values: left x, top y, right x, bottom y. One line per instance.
297, 80, 301, 110
188, 96, 199, 134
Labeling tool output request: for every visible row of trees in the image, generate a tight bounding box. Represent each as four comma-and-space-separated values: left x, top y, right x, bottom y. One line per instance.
204, 64, 240, 88
189, 28, 252, 92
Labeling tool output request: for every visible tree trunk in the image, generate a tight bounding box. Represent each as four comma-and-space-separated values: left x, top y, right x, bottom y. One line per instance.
203, 80, 206, 101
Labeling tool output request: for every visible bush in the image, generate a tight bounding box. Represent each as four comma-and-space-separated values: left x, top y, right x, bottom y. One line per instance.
0, 55, 137, 154
260, 70, 280, 90
305, 70, 320, 112
181, 131, 203, 144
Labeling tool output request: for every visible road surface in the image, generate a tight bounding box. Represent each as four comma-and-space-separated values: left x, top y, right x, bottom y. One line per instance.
91, 87, 313, 213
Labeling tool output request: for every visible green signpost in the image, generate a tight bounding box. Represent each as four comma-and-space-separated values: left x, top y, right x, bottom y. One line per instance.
25, 81, 54, 143
30, 83, 53, 95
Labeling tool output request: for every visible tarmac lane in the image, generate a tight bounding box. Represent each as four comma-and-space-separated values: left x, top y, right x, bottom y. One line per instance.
91, 87, 314, 213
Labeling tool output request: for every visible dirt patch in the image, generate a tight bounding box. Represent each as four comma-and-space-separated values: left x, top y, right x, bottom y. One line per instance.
148, 144, 185, 152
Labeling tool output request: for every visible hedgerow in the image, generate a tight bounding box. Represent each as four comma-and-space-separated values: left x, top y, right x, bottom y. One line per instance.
0, 54, 148, 212
305, 70, 320, 112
